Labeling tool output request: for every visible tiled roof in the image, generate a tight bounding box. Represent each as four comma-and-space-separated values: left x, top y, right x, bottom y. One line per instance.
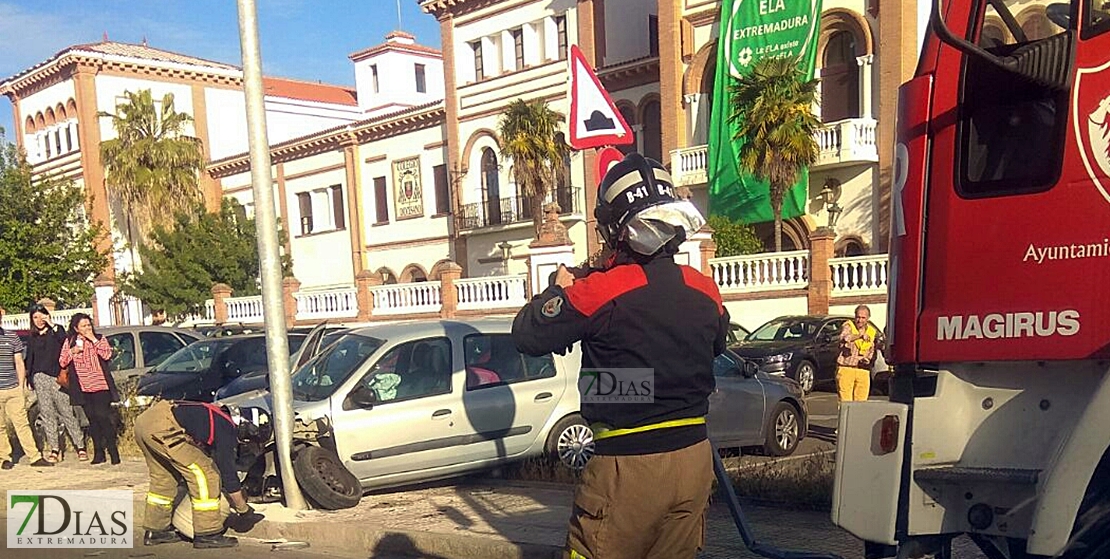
349, 42, 442, 62
70, 41, 239, 71
263, 77, 358, 106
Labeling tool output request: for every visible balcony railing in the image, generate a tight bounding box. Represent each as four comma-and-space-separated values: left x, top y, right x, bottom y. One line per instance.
830, 255, 889, 295
296, 288, 359, 320
370, 283, 442, 316
457, 187, 581, 231
456, 275, 528, 310
670, 118, 879, 186
710, 250, 810, 293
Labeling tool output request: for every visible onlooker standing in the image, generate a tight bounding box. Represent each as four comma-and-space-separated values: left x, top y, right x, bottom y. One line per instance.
837, 304, 880, 403
0, 306, 52, 468
26, 304, 86, 462
58, 313, 120, 465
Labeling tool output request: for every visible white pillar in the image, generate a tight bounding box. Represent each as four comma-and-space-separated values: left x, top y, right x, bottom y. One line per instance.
857, 54, 875, 119
528, 245, 576, 296
94, 285, 115, 327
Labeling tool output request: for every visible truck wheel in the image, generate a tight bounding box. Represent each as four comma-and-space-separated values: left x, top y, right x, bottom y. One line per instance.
292, 446, 362, 510
763, 402, 801, 457
1059, 452, 1110, 558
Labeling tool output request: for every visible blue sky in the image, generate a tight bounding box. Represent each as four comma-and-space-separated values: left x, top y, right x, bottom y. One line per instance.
0, 1, 441, 142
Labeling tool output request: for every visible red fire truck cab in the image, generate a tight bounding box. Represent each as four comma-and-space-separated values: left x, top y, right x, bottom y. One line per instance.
831, 1, 1110, 558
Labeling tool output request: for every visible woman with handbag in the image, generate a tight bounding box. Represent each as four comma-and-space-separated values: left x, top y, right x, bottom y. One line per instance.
26, 304, 86, 462
58, 313, 120, 465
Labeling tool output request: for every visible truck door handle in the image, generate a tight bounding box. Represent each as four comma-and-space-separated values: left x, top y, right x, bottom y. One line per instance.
534, 392, 553, 402
432, 409, 452, 419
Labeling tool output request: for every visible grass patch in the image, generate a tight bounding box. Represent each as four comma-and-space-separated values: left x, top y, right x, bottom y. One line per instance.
112, 382, 145, 459
723, 452, 835, 510
500, 452, 835, 510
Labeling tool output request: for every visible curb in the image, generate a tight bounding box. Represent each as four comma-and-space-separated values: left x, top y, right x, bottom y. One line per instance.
244, 518, 563, 559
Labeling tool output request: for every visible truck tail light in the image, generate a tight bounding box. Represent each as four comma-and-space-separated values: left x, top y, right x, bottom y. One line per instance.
879, 415, 901, 454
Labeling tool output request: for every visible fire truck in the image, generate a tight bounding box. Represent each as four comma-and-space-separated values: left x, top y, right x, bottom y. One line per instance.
831, 1, 1110, 558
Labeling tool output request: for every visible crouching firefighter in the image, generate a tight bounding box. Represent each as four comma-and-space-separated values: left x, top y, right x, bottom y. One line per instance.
133, 399, 267, 548
512, 152, 731, 559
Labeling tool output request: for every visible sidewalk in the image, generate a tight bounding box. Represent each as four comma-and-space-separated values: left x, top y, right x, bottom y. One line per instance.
0, 456, 866, 558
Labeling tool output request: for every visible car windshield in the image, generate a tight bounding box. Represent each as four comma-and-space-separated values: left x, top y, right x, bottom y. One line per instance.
291, 333, 385, 402
154, 339, 235, 374
747, 318, 821, 341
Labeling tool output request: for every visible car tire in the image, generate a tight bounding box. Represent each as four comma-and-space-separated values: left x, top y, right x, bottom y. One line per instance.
763, 402, 801, 457
546, 415, 594, 471
292, 445, 362, 510
793, 361, 817, 395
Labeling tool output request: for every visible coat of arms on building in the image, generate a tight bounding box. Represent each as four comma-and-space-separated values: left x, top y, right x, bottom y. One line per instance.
392, 156, 424, 219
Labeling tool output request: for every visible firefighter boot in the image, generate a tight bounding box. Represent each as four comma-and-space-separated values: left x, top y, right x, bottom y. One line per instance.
143, 529, 179, 546
193, 533, 238, 549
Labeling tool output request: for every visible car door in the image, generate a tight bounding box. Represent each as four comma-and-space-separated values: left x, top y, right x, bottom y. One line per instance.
707, 352, 766, 448
291, 322, 329, 370
106, 332, 140, 386
329, 336, 461, 483
456, 333, 565, 462
814, 319, 847, 379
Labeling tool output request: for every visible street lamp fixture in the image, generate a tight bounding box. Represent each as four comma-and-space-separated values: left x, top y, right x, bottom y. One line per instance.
820, 179, 842, 229
498, 241, 513, 263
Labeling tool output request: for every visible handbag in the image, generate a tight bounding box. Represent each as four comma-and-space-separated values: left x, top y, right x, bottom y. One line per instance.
57, 367, 70, 389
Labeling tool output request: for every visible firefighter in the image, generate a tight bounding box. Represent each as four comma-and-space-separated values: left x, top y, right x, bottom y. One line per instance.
513, 152, 731, 559
133, 399, 266, 548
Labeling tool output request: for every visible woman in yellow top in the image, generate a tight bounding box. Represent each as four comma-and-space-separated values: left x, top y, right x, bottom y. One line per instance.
837, 305, 880, 402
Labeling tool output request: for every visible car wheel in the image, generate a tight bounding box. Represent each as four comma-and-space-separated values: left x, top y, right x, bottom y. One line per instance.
547, 415, 594, 471
763, 402, 801, 457
292, 446, 362, 510
793, 361, 816, 394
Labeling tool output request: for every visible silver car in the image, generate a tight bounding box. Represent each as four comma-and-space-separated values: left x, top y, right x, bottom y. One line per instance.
218, 318, 586, 492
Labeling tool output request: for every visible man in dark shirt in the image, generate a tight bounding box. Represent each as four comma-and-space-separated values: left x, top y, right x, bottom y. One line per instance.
0, 306, 50, 468
513, 153, 729, 559
133, 399, 264, 548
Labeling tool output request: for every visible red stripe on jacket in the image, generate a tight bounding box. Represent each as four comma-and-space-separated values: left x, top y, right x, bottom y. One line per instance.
564, 265, 650, 317
680, 265, 724, 315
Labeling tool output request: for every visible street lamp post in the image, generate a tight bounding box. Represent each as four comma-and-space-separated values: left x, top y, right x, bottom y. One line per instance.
820, 179, 842, 230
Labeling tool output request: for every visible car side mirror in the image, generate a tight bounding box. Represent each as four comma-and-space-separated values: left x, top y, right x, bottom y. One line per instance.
345, 384, 378, 410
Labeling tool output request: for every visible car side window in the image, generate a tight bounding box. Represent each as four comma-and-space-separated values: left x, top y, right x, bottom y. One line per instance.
821, 321, 844, 341
220, 339, 270, 377
108, 333, 136, 370
359, 337, 452, 403
464, 334, 556, 391
139, 332, 185, 368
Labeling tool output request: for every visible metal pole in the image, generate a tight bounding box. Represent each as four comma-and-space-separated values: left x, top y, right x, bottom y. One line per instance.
235, 0, 307, 511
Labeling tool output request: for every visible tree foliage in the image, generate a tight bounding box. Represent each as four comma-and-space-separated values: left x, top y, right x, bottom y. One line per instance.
0, 138, 110, 310
729, 55, 820, 252
122, 198, 292, 320
497, 99, 569, 236
100, 89, 205, 253
708, 214, 764, 258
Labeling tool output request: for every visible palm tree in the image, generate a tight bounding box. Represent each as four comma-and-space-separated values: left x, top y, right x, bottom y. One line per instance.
497, 99, 569, 236
729, 55, 820, 252
100, 89, 204, 267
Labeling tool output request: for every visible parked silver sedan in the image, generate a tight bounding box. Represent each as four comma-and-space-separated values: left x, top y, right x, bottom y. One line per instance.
218, 318, 586, 493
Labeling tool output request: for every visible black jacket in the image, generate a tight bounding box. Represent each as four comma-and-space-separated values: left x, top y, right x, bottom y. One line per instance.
171, 402, 242, 493
513, 255, 729, 455
26, 324, 66, 384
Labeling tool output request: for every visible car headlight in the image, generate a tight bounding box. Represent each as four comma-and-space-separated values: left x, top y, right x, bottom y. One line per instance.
126, 395, 155, 408
763, 353, 793, 365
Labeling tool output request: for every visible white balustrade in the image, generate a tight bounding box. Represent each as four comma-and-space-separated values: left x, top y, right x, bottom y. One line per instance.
225, 295, 265, 323
815, 118, 879, 168
830, 255, 889, 295
296, 288, 359, 320
2, 307, 95, 331
670, 145, 709, 186
710, 250, 810, 293
456, 275, 528, 311
205, 299, 216, 321
370, 283, 442, 316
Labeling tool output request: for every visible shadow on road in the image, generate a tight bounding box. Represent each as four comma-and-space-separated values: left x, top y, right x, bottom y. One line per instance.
808, 424, 838, 445
370, 533, 452, 559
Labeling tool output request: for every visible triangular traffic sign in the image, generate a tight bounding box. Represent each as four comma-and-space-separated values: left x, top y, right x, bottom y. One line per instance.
567, 44, 634, 150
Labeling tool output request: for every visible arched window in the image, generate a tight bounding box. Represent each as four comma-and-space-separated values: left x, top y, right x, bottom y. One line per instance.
481, 148, 502, 225
980, 23, 1006, 47
641, 100, 662, 162
820, 31, 861, 123
1021, 13, 1057, 41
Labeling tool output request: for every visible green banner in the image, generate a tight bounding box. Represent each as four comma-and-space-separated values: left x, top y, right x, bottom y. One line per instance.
707, 0, 823, 225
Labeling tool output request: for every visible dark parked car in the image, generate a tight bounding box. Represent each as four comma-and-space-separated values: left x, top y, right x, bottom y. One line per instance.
133, 332, 309, 404
727, 322, 751, 346
215, 326, 349, 400
729, 315, 884, 395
